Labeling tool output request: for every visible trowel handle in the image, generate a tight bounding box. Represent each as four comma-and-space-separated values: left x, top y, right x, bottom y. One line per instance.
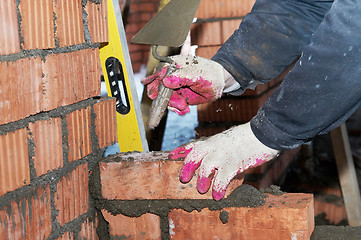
147, 83, 173, 129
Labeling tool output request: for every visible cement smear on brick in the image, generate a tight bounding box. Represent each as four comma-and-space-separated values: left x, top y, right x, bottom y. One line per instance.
311, 226, 361, 240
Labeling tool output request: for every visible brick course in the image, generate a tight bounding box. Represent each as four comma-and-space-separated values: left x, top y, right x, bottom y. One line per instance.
169, 193, 314, 240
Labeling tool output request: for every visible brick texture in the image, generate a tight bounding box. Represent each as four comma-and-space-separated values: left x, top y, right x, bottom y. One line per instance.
29, 118, 63, 177
67, 106, 92, 162
168, 193, 314, 240
93, 98, 117, 149
42, 49, 100, 112
86, 0, 108, 43
102, 210, 161, 240
0, 0, 20, 54
0, 185, 52, 239
191, 22, 222, 46
53, 0, 85, 47
0, 57, 43, 125
196, 0, 256, 18
19, 0, 55, 50
55, 163, 89, 226
78, 218, 99, 240
100, 152, 244, 200
0, 128, 30, 197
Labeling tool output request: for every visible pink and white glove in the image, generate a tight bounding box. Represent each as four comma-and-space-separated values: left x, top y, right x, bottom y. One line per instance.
142, 55, 226, 115
169, 122, 280, 201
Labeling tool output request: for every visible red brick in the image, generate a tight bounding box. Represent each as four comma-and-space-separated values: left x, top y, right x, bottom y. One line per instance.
19, 0, 55, 50
0, 128, 30, 197
195, 46, 220, 59
0, 0, 20, 54
67, 106, 92, 162
169, 193, 314, 239
99, 152, 244, 200
93, 98, 117, 149
138, 3, 156, 12
191, 22, 222, 46
0, 57, 43, 125
79, 218, 99, 240
197, 86, 275, 123
245, 148, 301, 189
29, 118, 63, 176
55, 163, 89, 225
86, 0, 108, 44
102, 210, 161, 239
42, 49, 100, 112
196, 0, 255, 19
221, 19, 242, 42
54, 0, 85, 47
0, 185, 52, 239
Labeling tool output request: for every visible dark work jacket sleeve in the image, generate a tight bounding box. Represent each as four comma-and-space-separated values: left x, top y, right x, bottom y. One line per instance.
250, 0, 361, 150
212, 0, 333, 93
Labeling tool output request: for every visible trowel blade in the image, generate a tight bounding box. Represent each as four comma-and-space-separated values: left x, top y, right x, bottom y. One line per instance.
131, 0, 201, 47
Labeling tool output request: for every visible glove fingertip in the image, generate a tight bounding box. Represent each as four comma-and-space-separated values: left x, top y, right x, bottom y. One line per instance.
179, 161, 199, 183
212, 189, 226, 201
197, 176, 212, 194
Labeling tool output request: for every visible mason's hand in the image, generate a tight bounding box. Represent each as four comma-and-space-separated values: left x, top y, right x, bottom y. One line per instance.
169, 122, 280, 201
142, 55, 226, 115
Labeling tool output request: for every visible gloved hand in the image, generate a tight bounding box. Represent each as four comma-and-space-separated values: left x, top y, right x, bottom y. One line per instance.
142, 55, 226, 115
169, 122, 280, 201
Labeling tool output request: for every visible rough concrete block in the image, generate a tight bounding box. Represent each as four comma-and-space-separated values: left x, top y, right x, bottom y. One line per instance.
29, 118, 64, 177
55, 163, 89, 225
102, 210, 161, 240
99, 152, 244, 200
168, 193, 314, 240
0, 128, 30, 197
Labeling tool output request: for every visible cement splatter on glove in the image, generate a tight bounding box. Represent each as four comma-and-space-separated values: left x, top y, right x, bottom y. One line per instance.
169, 122, 280, 201
142, 55, 226, 115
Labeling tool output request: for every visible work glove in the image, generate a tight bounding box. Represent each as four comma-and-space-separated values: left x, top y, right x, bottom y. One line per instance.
169, 122, 280, 201
142, 55, 227, 115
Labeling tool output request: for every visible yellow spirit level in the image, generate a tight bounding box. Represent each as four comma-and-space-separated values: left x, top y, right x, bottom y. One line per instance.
99, 0, 148, 152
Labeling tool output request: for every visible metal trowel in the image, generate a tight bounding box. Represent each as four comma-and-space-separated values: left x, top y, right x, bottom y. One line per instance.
131, 0, 201, 129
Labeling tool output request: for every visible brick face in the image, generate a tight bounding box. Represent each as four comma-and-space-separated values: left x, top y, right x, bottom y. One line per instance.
196, 0, 256, 18
29, 118, 64, 176
93, 98, 117, 149
0, 0, 20, 54
102, 210, 161, 240
191, 22, 222, 46
42, 49, 100, 112
0, 57, 43, 125
55, 163, 89, 226
0, 185, 52, 240
100, 152, 243, 200
168, 193, 314, 240
86, 0, 108, 43
19, 0, 55, 50
67, 107, 92, 162
53, 0, 85, 47
0, 128, 30, 197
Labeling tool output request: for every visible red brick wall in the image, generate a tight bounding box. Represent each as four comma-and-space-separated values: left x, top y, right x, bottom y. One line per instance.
0, 0, 117, 239
94, 152, 315, 239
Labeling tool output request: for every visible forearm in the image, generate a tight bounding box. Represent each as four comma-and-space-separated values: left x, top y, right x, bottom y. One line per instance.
251, 0, 361, 150
212, 0, 333, 93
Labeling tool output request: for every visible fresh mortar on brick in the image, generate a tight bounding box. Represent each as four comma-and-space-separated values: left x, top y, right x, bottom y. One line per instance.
91, 151, 303, 239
